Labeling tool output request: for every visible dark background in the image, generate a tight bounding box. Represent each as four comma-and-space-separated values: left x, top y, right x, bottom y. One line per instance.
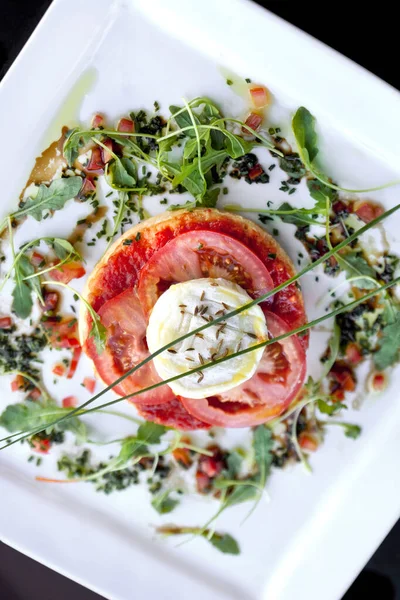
0, 1, 399, 599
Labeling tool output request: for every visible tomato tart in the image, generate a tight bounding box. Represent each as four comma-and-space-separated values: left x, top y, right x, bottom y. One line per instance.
80, 208, 308, 429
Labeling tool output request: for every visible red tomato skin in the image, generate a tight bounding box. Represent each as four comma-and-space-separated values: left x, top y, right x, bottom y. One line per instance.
43, 291, 59, 312
137, 396, 210, 430
62, 396, 78, 408
48, 262, 86, 284
52, 363, 66, 377
83, 377, 96, 393
91, 113, 104, 128
249, 85, 270, 108
67, 347, 82, 379
243, 112, 263, 133
86, 146, 105, 173
11, 374, 25, 392
117, 118, 135, 133
0, 317, 12, 329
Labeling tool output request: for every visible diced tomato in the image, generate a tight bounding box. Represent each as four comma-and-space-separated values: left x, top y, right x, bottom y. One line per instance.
329, 361, 356, 402
117, 117, 135, 133
91, 113, 104, 129
0, 316, 12, 329
172, 447, 192, 468
27, 388, 42, 401
249, 85, 270, 108
31, 251, 45, 268
48, 261, 86, 284
86, 147, 105, 173
345, 342, 363, 366
80, 177, 96, 197
11, 374, 25, 392
83, 376, 96, 393
248, 164, 264, 180
42, 317, 79, 349
196, 471, 211, 494
101, 138, 114, 164
31, 437, 51, 454
43, 291, 59, 312
243, 111, 263, 133
298, 432, 318, 452
369, 371, 388, 393
62, 395, 78, 408
198, 456, 224, 478
354, 200, 384, 224
52, 363, 66, 377
67, 346, 82, 379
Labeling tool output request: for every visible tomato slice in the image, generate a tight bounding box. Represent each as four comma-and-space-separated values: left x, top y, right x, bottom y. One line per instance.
48, 261, 86, 284
137, 230, 274, 315
180, 311, 306, 427
92, 288, 174, 405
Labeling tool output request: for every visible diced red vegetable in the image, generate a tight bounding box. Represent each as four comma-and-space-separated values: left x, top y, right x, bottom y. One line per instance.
80, 177, 96, 197
43, 291, 59, 312
243, 111, 263, 133
195, 471, 211, 494
172, 447, 192, 468
67, 346, 82, 379
52, 363, 66, 377
48, 261, 86, 284
248, 164, 264, 180
330, 361, 356, 402
83, 376, 96, 394
117, 117, 135, 133
27, 388, 42, 401
62, 395, 78, 408
0, 316, 12, 329
91, 113, 104, 129
345, 342, 363, 366
31, 437, 51, 454
369, 371, 387, 393
197, 446, 225, 478
31, 251, 45, 268
298, 432, 318, 452
42, 317, 79, 349
354, 200, 384, 224
101, 138, 114, 164
86, 147, 105, 173
11, 374, 25, 392
249, 85, 270, 108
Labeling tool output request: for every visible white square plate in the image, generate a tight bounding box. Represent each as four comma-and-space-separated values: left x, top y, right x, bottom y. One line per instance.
1, 1, 400, 599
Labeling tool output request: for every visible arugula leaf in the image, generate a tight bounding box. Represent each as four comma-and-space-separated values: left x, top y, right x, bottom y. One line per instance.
307, 179, 337, 208
336, 252, 377, 289
253, 425, 273, 481
223, 131, 254, 159
172, 149, 228, 199
118, 422, 167, 462
322, 322, 341, 377
223, 481, 260, 507
317, 399, 346, 415
343, 423, 362, 439
108, 157, 137, 189
183, 129, 210, 159
170, 105, 200, 137
12, 255, 41, 319
292, 107, 319, 165
0, 401, 87, 441
52, 239, 81, 262
207, 532, 240, 555
88, 319, 107, 355
269, 202, 325, 227
374, 313, 400, 370
224, 450, 243, 479
156, 525, 240, 555
63, 129, 94, 166
14, 177, 82, 221
151, 490, 179, 514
